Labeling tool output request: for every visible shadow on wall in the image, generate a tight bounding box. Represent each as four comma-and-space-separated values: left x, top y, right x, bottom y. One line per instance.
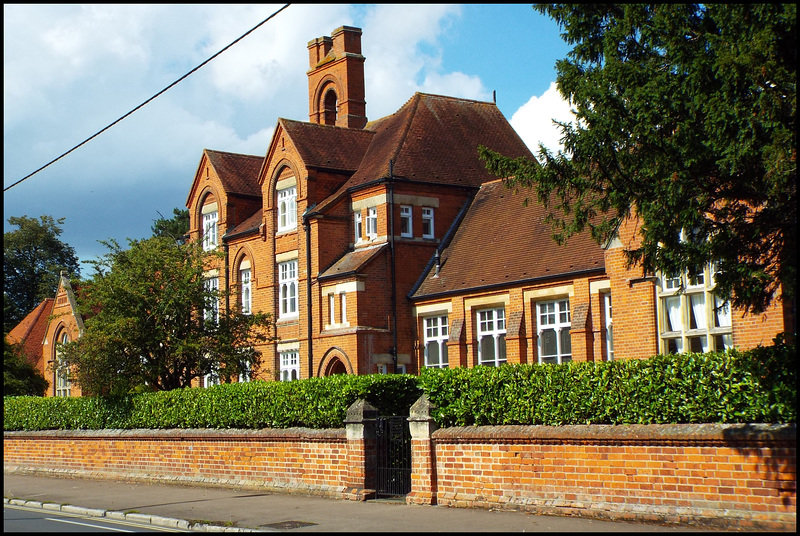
723, 423, 797, 507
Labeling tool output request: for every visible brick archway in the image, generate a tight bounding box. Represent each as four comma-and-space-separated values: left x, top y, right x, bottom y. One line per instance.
317, 347, 354, 376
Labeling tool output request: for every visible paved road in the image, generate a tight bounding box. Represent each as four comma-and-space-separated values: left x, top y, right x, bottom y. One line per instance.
4, 503, 188, 532
4, 472, 718, 532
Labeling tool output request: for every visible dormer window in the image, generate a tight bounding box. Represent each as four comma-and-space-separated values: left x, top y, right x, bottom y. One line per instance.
278, 186, 297, 232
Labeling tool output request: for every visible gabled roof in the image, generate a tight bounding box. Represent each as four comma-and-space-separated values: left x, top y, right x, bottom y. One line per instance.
186, 149, 263, 206
411, 180, 606, 300
279, 118, 374, 172
314, 93, 535, 213
7, 298, 54, 366
204, 149, 264, 197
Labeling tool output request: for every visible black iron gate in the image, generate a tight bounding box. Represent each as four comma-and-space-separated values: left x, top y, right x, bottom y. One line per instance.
375, 415, 411, 497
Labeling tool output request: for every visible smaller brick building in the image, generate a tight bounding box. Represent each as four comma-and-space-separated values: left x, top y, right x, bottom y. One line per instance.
7, 273, 84, 397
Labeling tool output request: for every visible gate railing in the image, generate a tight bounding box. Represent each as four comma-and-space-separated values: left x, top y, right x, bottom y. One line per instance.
375, 415, 411, 497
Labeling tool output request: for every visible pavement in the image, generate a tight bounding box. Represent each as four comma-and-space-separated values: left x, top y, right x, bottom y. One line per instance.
3, 472, 717, 533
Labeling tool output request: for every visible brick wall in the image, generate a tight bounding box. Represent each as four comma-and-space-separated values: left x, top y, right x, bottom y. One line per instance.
7, 400, 795, 530
406, 396, 796, 531
4, 429, 349, 498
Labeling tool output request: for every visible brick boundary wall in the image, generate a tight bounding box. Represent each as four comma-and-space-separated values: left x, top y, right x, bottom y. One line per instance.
406, 395, 796, 532
3, 428, 350, 498
4, 397, 797, 531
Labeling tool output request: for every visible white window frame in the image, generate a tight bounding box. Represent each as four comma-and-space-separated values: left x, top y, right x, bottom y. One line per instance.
423, 315, 449, 369
537, 298, 571, 364
603, 293, 614, 361
354, 211, 363, 243
280, 351, 300, 381
366, 206, 378, 239
277, 186, 297, 232
400, 205, 413, 237
240, 268, 251, 315
202, 210, 218, 251
204, 276, 219, 324
279, 260, 298, 319
421, 207, 434, 239
55, 332, 71, 397
329, 293, 336, 326
340, 292, 347, 325
658, 263, 733, 354
477, 308, 506, 366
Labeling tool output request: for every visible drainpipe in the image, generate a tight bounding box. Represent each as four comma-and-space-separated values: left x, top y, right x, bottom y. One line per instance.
302, 205, 318, 378
223, 241, 230, 313
389, 161, 398, 373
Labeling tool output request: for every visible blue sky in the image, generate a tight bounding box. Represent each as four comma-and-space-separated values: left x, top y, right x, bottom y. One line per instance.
3, 4, 575, 274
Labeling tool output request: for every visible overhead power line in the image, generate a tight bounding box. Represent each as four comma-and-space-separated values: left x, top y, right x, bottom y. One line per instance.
4, 3, 291, 193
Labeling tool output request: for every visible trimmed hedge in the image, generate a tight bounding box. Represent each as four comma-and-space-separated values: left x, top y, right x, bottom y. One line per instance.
3, 343, 795, 431
3, 374, 422, 431
419, 343, 796, 427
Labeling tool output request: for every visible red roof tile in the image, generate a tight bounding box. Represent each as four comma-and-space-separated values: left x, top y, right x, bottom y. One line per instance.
280, 118, 374, 172
225, 208, 263, 238
7, 298, 53, 366
411, 180, 606, 299
315, 93, 534, 213
205, 149, 264, 197
319, 244, 388, 280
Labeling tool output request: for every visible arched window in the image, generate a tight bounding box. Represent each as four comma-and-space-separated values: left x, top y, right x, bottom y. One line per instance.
55, 331, 71, 397
201, 196, 218, 251
323, 89, 338, 125
240, 260, 252, 315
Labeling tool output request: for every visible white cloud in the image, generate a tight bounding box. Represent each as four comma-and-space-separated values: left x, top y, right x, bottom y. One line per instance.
360, 4, 464, 118
419, 71, 490, 102
510, 81, 576, 154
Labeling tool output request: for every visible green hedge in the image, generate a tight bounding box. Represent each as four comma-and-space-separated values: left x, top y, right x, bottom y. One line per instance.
3, 374, 422, 431
419, 343, 796, 427
4, 343, 795, 431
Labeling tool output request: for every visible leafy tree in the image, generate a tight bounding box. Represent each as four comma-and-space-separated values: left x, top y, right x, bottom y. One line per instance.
480, 4, 795, 313
3, 215, 80, 332
151, 208, 190, 242
4, 337, 49, 396
58, 236, 275, 396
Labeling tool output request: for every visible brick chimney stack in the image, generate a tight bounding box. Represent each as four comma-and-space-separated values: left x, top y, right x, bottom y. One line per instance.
307, 26, 367, 129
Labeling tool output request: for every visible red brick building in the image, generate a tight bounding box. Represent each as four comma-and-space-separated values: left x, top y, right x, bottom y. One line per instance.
184, 25, 793, 383
9, 26, 793, 394
7, 273, 84, 397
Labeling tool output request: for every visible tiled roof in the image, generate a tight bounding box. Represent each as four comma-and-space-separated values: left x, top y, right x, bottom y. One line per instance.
280, 119, 374, 172
205, 149, 264, 197
225, 208, 263, 238
7, 298, 53, 366
315, 93, 534, 213
318, 244, 388, 280
411, 180, 606, 299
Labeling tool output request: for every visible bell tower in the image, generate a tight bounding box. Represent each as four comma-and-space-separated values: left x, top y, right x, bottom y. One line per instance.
307, 26, 367, 129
